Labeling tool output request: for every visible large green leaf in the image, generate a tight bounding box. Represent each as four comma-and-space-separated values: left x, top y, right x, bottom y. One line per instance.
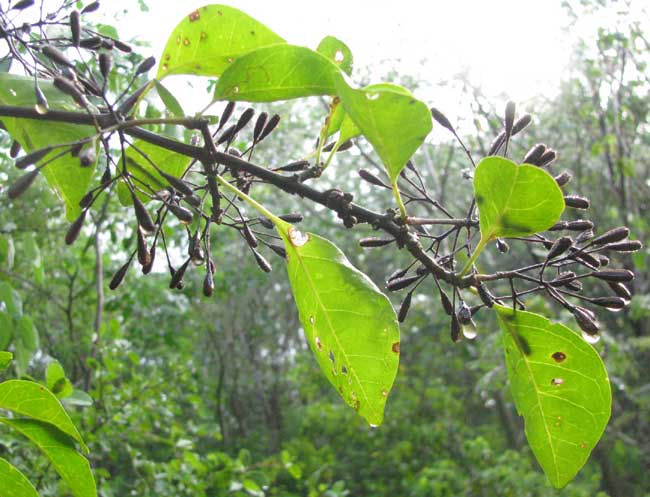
0, 380, 87, 452
274, 221, 400, 426
0, 418, 96, 497
495, 305, 611, 488
0, 457, 39, 497
334, 81, 432, 182
316, 36, 353, 76
157, 4, 285, 79
214, 44, 341, 102
117, 139, 193, 204
0, 74, 97, 221
474, 156, 565, 239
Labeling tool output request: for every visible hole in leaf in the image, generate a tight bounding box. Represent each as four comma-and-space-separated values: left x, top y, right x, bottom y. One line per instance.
551, 377, 564, 386
314, 336, 322, 350
334, 50, 345, 62
551, 351, 566, 363
288, 227, 309, 247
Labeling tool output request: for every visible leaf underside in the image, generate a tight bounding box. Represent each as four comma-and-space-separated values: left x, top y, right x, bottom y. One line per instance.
495, 305, 611, 488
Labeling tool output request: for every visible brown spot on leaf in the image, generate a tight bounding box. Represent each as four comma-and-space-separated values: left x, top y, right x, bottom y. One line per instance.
250, 30, 256, 35
580, 441, 587, 449
164, 53, 170, 61
176, 35, 181, 45
315, 336, 322, 350
189, 9, 200, 21
381, 390, 388, 397
162, 64, 168, 71
552, 351, 566, 363
392, 342, 400, 354
183, 38, 190, 46
200, 32, 207, 41
217, 9, 223, 15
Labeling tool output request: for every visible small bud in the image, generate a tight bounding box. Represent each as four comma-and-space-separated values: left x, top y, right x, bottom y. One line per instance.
554, 171, 572, 187
538, 149, 557, 167
65, 209, 87, 245
79, 37, 103, 50
398, 292, 413, 323
135, 56, 155, 75
591, 227, 629, 246
217, 101, 236, 131
53, 76, 87, 107
10, 140, 21, 158
563, 195, 590, 209
242, 222, 258, 248
430, 108, 454, 132
546, 236, 573, 261
113, 39, 132, 53
438, 287, 454, 316
358, 169, 388, 188
99, 52, 112, 80
169, 259, 190, 288
233, 108, 255, 134
279, 213, 303, 223
7, 169, 39, 199
15, 146, 52, 169
550, 271, 576, 287
42, 45, 74, 68
496, 238, 509, 253
276, 160, 310, 172
592, 269, 634, 283
511, 114, 532, 136
523, 143, 546, 164
566, 220, 594, 231
387, 275, 420, 292
268, 244, 287, 259
608, 282, 632, 301
109, 257, 132, 290
11, 0, 35, 10
203, 268, 214, 297
591, 296, 627, 311
387, 268, 409, 283
488, 131, 506, 155
596, 254, 610, 266
78, 144, 96, 167
504, 101, 516, 137
252, 249, 272, 273
477, 284, 495, 308
131, 192, 156, 234
572, 306, 600, 336
253, 112, 268, 142
81, 1, 100, 13
257, 114, 280, 142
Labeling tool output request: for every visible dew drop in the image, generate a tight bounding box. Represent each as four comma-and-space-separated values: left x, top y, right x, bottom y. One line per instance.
34, 103, 48, 115
462, 323, 478, 340
551, 351, 566, 363
581, 330, 601, 344
551, 378, 564, 386
366, 92, 380, 100
288, 227, 309, 247
334, 50, 345, 62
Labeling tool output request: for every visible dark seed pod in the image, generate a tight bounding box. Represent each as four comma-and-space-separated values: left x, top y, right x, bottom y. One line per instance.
79, 191, 94, 209
242, 222, 258, 248
546, 236, 573, 261
11, 0, 35, 10
101, 166, 111, 186
387, 267, 409, 283
504, 101, 516, 137
252, 249, 272, 273
322, 141, 337, 152
496, 238, 509, 253
53, 76, 87, 106
34, 82, 49, 114
596, 254, 610, 266
70, 11, 81, 46
592, 269, 634, 282
10, 140, 21, 158
438, 287, 454, 316
113, 39, 132, 53
258, 217, 274, 229
257, 114, 280, 142
78, 144, 96, 167
136, 227, 150, 267
477, 284, 495, 308
142, 243, 156, 274
511, 114, 532, 136
591, 296, 627, 310
268, 244, 287, 259
131, 192, 156, 234
488, 131, 506, 155
604, 240, 642, 252
358, 168, 388, 188
550, 271, 576, 287
233, 108, 255, 134
569, 248, 600, 268
457, 301, 472, 325
109, 256, 132, 290
564, 195, 590, 209
169, 259, 190, 288
591, 227, 629, 246
566, 280, 583, 292
279, 213, 303, 223
450, 314, 462, 343
398, 292, 413, 323
135, 56, 156, 75
79, 37, 103, 50
159, 170, 193, 196
253, 112, 268, 142
42, 45, 74, 68
549, 221, 567, 231
538, 149, 557, 167
608, 282, 632, 301
359, 237, 394, 248
276, 160, 310, 172
81, 1, 100, 13
523, 143, 546, 164
572, 306, 600, 335
430, 108, 454, 132
415, 264, 428, 276
566, 220, 594, 231
168, 203, 194, 224
554, 171, 572, 187
65, 209, 87, 245
8, 169, 39, 199
183, 194, 201, 208
387, 275, 420, 292
15, 146, 52, 169
99, 52, 112, 80
203, 268, 214, 297
189, 239, 204, 266
117, 82, 150, 116
217, 101, 236, 131
337, 139, 354, 152
575, 230, 594, 244
216, 124, 237, 145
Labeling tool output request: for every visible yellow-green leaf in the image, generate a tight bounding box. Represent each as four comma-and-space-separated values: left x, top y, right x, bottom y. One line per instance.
0, 457, 39, 497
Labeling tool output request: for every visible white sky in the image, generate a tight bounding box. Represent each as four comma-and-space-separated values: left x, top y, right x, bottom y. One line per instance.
111, 0, 576, 113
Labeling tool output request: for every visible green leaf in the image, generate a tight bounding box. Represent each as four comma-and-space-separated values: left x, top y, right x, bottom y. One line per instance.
17, 315, 38, 352
0, 74, 97, 221
46, 361, 73, 399
0, 313, 12, 350
0, 380, 88, 452
494, 305, 611, 488
117, 139, 192, 205
0, 352, 12, 372
275, 221, 400, 426
0, 418, 96, 497
316, 36, 353, 76
157, 4, 285, 79
61, 389, 93, 408
214, 44, 341, 102
334, 82, 432, 182
154, 80, 185, 117
0, 281, 22, 318
474, 156, 565, 239
0, 457, 39, 497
